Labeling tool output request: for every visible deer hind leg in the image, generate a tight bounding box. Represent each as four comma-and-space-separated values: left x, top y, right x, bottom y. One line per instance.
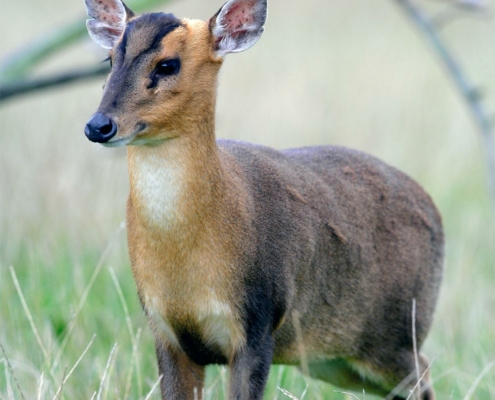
305, 352, 435, 400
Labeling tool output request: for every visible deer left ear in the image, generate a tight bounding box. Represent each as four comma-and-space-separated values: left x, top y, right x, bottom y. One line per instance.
209, 0, 267, 57
84, 0, 135, 50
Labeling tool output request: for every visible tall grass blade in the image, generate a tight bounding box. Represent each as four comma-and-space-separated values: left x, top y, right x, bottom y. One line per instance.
333, 391, 361, 400
109, 266, 143, 397
278, 387, 300, 400
96, 343, 118, 400
0, 342, 26, 400
143, 375, 162, 400
52, 334, 96, 400
463, 358, 495, 400
405, 359, 434, 400
37, 372, 44, 400
52, 223, 125, 372
9, 266, 49, 364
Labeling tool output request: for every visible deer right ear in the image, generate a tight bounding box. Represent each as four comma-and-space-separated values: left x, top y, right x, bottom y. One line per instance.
209, 0, 267, 57
84, 0, 134, 50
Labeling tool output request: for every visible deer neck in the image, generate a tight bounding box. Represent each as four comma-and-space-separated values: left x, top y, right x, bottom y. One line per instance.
126, 119, 227, 240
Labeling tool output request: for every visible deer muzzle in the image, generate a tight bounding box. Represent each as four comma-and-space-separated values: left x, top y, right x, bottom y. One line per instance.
85, 113, 118, 143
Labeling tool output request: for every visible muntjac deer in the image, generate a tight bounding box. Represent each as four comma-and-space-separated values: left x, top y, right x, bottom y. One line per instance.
83, 0, 444, 398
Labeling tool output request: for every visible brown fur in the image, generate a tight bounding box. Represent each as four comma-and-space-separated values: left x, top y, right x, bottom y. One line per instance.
85, 2, 443, 399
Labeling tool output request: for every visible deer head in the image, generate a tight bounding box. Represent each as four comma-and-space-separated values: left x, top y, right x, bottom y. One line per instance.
84, 0, 267, 146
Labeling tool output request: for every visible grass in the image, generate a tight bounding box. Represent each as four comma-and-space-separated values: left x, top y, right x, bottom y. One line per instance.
2, 198, 494, 399
1, 0, 495, 398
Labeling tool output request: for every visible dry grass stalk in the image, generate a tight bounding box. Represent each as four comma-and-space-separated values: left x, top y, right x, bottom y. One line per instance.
52, 334, 96, 400
109, 266, 143, 397
96, 343, 118, 400
0, 341, 26, 400
52, 222, 125, 372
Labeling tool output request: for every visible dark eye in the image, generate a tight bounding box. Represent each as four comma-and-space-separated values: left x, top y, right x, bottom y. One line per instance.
155, 59, 181, 78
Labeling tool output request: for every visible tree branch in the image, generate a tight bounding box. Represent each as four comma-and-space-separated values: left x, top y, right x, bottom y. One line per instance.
0, 0, 174, 82
0, 64, 110, 102
395, 0, 495, 215
0, 22, 89, 83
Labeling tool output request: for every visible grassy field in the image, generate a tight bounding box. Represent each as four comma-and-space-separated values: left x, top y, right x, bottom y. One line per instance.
1, 0, 495, 398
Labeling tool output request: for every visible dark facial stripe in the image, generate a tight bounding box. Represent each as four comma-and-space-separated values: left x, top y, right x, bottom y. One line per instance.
118, 12, 182, 61
119, 23, 131, 57
146, 14, 182, 53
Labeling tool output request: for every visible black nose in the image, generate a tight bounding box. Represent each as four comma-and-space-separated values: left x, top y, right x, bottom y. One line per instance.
85, 113, 117, 143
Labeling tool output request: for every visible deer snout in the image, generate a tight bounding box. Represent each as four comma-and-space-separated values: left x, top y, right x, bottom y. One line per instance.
85, 113, 118, 143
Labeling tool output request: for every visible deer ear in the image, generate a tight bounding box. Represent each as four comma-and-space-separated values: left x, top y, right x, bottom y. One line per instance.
209, 0, 267, 57
84, 0, 135, 50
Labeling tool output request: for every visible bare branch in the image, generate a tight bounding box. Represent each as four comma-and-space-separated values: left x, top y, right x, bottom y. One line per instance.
0, 64, 110, 103
396, 0, 495, 216
0, 0, 175, 82
0, 21, 87, 82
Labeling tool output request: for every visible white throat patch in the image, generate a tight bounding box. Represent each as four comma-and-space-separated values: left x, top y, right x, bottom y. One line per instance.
131, 151, 183, 229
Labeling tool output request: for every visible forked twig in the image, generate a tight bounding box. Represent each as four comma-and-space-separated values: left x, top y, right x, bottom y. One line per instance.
396, 0, 495, 216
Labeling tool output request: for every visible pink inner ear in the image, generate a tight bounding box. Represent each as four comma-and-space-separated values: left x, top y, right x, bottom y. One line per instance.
91, 0, 125, 25
222, 0, 257, 32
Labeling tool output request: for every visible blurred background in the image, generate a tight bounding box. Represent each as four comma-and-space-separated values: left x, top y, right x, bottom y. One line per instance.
1, 0, 494, 398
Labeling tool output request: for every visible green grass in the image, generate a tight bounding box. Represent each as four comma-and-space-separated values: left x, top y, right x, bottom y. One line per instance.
0, 231, 336, 399
1, 207, 494, 399
1, 0, 495, 398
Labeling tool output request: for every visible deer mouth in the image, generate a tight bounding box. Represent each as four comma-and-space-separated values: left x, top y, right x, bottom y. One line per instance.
102, 123, 148, 147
